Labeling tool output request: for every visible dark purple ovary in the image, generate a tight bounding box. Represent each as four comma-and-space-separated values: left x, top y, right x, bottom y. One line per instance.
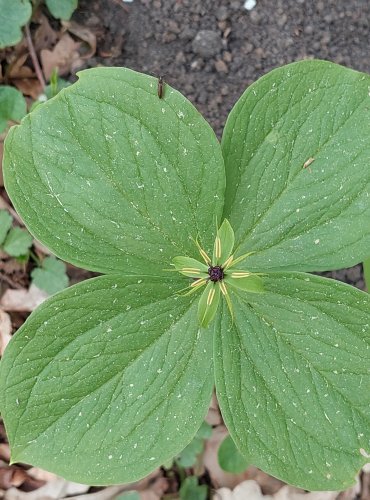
208, 266, 224, 282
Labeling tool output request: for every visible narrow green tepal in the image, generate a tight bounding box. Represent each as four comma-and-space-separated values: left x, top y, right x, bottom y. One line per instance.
222, 60, 370, 273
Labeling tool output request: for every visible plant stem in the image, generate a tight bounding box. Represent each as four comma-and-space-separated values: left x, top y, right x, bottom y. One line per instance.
24, 24, 46, 91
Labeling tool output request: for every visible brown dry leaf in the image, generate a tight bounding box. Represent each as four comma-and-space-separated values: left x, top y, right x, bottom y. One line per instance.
214, 479, 270, 500
27, 468, 59, 483
5, 478, 89, 500
0, 467, 28, 490
33, 14, 59, 53
13, 78, 42, 100
214, 481, 358, 500
62, 21, 97, 60
40, 33, 81, 80
203, 425, 250, 489
0, 284, 48, 312
0, 444, 10, 463
0, 309, 12, 355
244, 466, 285, 495
206, 392, 222, 426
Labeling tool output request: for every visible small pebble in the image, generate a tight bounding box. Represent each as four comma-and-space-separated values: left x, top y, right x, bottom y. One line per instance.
192, 30, 222, 58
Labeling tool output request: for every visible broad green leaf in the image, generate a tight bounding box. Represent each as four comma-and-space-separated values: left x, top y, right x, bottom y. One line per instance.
0, 275, 214, 485
45, 0, 78, 20
179, 476, 207, 500
4, 67, 225, 275
0, 209, 13, 244
0, 0, 32, 48
222, 60, 370, 272
213, 219, 234, 266
218, 435, 249, 474
214, 272, 370, 490
31, 256, 69, 294
0, 86, 27, 132
3, 227, 32, 256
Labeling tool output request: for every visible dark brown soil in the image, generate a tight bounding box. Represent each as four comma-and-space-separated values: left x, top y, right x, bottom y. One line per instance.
76, 0, 370, 290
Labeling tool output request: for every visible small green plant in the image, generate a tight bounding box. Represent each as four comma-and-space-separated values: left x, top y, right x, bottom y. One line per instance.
0, 209, 32, 257
1, 60, 370, 491
0, 0, 78, 49
0, 208, 68, 292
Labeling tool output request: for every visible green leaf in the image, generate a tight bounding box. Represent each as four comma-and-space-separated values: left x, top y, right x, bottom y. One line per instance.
0, 0, 32, 48
0, 86, 27, 132
213, 219, 234, 266
31, 256, 69, 294
115, 492, 140, 500
198, 282, 220, 328
45, 0, 78, 20
225, 272, 264, 293
179, 476, 207, 500
3, 227, 32, 256
0, 275, 214, 485
176, 436, 203, 468
0, 209, 13, 245
196, 420, 212, 439
3, 67, 225, 275
45, 76, 71, 99
222, 60, 370, 272
176, 421, 212, 467
214, 272, 370, 490
218, 435, 249, 474
172, 256, 209, 278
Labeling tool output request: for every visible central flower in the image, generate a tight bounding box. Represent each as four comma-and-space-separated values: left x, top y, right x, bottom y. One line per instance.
172, 219, 264, 327
208, 265, 224, 282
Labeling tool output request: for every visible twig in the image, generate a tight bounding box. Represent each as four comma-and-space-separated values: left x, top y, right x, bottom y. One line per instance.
0, 272, 23, 290
24, 24, 46, 90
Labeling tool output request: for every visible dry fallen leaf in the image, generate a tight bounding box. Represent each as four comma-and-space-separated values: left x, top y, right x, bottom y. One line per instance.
5, 478, 89, 500
0, 284, 48, 312
214, 479, 271, 500
0, 308, 12, 355
33, 14, 59, 53
62, 21, 97, 60
214, 480, 358, 500
40, 33, 81, 80
206, 392, 222, 426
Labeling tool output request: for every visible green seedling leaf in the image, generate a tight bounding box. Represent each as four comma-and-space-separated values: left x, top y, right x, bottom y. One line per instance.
3, 67, 224, 275
3, 227, 32, 257
31, 256, 69, 294
0, 209, 13, 245
222, 60, 370, 273
214, 273, 370, 490
179, 476, 207, 500
176, 436, 204, 468
0, 0, 32, 48
218, 435, 249, 474
44, 77, 71, 99
115, 492, 140, 500
0, 275, 214, 485
196, 421, 212, 439
176, 421, 212, 467
45, 0, 78, 20
0, 86, 27, 132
